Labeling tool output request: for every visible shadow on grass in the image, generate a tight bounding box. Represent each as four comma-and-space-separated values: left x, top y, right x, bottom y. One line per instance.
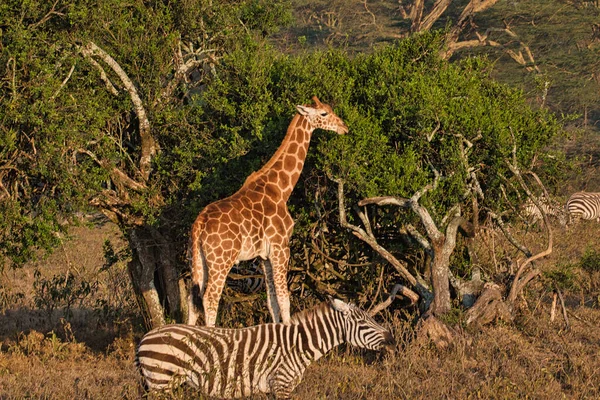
0, 306, 143, 352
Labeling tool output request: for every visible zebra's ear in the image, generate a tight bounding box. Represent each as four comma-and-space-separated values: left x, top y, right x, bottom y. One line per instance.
328, 297, 351, 313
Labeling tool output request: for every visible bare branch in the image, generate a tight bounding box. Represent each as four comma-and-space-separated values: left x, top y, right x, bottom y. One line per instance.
419, 0, 452, 32
488, 211, 531, 257
333, 179, 419, 288
82, 55, 119, 96
80, 41, 158, 181
51, 63, 76, 100
368, 284, 419, 317
28, 0, 64, 30
405, 223, 432, 256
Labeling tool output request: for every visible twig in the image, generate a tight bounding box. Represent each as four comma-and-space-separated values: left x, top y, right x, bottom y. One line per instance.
555, 286, 570, 330
368, 264, 386, 313
83, 56, 119, 95
334, 179, 418, 287
310, 240, 371, 268
28, 0, 64, 29
51, 63, 76, 100
550, 291, 557, 322
488, 211, 531, 257
368, 284, 419, 316
7, 58, 16, 101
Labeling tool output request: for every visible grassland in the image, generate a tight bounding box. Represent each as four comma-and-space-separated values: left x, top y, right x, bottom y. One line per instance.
2, 0, 600, 399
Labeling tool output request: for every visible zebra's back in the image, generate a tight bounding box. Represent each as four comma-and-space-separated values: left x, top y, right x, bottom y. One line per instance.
566, 192, 600, 222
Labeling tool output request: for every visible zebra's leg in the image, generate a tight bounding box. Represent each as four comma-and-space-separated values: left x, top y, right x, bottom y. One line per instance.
267, 246, 291, 324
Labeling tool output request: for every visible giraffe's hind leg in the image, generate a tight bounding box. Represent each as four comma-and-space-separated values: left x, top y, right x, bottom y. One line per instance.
263, 259, 282, 323
202, 260, 234, 327
265, 246, 291, 324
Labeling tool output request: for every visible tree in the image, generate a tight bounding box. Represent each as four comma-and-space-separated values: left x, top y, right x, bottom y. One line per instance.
1, 1, 564, 330
0, 0, 293, 327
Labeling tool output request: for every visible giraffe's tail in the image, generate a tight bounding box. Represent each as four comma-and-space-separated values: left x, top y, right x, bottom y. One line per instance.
187, 218, 207, 325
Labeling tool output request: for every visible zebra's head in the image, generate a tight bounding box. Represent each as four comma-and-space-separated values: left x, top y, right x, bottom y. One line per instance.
328, 297, 395, 351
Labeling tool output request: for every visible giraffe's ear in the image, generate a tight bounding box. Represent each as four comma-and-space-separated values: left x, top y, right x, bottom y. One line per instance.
296, 104, 314, 116
328, 297, 351, 313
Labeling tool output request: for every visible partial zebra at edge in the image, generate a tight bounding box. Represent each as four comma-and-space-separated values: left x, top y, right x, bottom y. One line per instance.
136, 298, 394, 399
520, 196, 567, 226
566, 192, 600, 223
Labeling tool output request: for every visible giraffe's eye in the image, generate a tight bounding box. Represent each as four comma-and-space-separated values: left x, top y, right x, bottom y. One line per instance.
319, 112, 328, 117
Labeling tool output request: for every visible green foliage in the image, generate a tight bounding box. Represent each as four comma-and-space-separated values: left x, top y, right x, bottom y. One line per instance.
0, 0, 293, 265
579, 248, 600, 274
32, 269, 98, 320
1, 0, 566, 314
543, 263, 579, 291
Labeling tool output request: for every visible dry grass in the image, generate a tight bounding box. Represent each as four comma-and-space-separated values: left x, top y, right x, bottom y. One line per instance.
2, 200, 600, 400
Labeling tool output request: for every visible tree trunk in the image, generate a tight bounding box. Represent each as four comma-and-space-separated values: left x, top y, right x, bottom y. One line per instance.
128, 226, 184, 329
431, 239, 451, 315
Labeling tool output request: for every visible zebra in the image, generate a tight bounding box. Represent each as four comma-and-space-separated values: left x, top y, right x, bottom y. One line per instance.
520, 196, 567, 226
228, 260, 301, 295
136, 297, 394, 399
566, 192, 600, 223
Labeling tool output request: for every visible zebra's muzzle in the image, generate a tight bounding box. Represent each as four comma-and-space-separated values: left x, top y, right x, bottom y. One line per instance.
381, 331, 395, 350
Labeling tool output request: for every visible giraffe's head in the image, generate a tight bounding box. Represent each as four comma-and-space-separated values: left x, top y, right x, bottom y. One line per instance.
296, 96, 349, 135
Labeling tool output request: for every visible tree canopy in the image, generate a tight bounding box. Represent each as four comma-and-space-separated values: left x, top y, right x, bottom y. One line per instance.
0, 0, 565, 325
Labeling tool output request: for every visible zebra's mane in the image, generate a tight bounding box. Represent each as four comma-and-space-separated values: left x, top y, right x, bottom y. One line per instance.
289, 301, 333, 325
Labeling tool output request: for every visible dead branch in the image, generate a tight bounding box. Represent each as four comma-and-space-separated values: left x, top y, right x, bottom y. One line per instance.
51, 63, 76, 100
419, 0, 452, 32
488, 211, 531, 257
465, 282, 512, 326
155, 47, 218, 106
503, 136, 553, 305
444, 25, 540, 72
333, 178, 419, 289
82, 55, 119, 95
28, 0, 64, 30
416, 313, 458, 349
80, 41, 158, 181
368, 283, 419, 316
555, 286, 570, 330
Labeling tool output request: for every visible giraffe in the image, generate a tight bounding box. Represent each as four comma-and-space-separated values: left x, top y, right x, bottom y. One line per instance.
188, 96, 348, 326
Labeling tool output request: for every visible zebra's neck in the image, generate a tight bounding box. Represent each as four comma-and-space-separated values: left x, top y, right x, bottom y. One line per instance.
294, 306, 345, 362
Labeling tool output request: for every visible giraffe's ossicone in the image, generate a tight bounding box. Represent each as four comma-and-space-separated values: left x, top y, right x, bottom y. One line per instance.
188, 96, 348, 326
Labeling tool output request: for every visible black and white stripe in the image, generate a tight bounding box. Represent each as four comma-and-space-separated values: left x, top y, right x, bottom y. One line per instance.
228, 261, 300, 295
136, 298, 394, 399
566, 192, 600, 223
521, 197, 567, 226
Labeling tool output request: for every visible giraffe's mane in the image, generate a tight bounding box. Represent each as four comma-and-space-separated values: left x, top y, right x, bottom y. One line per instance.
289, 301, 332, 324
242, 113, 304, 187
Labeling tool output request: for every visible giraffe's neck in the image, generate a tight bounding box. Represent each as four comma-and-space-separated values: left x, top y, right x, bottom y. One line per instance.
244, 114, 314, 201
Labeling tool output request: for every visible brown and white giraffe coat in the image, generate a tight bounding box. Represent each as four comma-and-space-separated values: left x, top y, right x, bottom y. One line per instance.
188, 96, 348, 326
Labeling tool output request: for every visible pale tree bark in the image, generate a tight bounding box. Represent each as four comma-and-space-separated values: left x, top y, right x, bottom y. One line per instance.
358, 187, 475, 316
399, 0, 540, 72
466, 137, 554, 327
79, 41, 197, 328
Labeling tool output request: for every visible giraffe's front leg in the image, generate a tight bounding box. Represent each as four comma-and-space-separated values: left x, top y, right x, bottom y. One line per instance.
266, 246, 291, 324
